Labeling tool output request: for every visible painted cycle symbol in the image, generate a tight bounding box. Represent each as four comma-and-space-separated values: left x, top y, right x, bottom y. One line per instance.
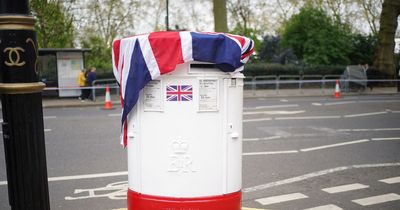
65, 181, 128, 200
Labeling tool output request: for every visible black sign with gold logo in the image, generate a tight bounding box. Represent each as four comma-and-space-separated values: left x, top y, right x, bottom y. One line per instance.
0, 15, 38, 83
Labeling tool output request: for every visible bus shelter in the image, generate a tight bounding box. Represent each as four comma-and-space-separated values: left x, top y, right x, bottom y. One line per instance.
38, 48, 90, 97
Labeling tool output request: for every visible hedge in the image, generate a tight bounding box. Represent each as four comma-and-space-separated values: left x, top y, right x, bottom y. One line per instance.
243, 63, 345, 77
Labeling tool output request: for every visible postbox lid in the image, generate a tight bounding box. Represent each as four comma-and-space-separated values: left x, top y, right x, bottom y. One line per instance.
112, 31, 254, 146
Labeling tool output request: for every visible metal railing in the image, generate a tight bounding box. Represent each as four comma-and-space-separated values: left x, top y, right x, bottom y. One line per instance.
42, 76, 400, 98
244, 74, 399, 94
91, 79, 119, 101
43, 79, 120, 101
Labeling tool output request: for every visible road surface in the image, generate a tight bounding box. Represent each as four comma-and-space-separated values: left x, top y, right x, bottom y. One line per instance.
0, 94, 399, 209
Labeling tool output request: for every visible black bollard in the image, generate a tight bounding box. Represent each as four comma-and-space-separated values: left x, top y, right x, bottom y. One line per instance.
0, 0, 51, 209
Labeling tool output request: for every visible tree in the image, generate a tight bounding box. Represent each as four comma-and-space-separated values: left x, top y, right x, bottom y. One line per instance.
228, 0, 251, 35
259, 35, 297, 64
374, 0, 400, 77
78, 0, 140, 72
280, 6, 352, 65
355, 0, 383, 35
30, 0, 75, 48
348, 34, 377, 65
85, 0, 140, 47
213, 0, 228, 32
81, 35, 111, 73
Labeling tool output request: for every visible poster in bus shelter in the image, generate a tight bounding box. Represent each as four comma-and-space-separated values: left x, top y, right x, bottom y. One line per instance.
56, 52, 83, 97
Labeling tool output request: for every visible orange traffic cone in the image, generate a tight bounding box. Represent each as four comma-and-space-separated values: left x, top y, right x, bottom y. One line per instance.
334, 80, 341, 98
103, 85, 114, 110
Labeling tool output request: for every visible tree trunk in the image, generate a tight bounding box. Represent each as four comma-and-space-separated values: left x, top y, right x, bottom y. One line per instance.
373, 0, 400, 78
213, 0, 228, 32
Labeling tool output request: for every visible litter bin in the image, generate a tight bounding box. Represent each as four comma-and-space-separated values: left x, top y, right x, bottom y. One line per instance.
112, 31, 253, 210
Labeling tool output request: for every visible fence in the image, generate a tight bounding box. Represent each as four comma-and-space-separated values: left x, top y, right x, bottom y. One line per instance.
244, 74, 399, 94
91, 79, 119, 101
245, 75, 342, 91
43, 78, 119, 101
43, 76, 399, 98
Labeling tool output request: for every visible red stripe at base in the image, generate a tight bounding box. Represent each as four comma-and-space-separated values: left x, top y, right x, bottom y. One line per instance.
128, 189, 241, 210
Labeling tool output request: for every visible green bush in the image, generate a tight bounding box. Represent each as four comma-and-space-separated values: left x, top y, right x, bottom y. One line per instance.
96, 69, 114, 79
243, 63, 345, 77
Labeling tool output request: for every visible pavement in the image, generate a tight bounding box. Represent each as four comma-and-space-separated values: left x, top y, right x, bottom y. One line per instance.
41, 87, 399, 108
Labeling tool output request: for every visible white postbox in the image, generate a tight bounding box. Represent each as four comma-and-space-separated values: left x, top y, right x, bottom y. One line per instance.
126, 62, 244, 210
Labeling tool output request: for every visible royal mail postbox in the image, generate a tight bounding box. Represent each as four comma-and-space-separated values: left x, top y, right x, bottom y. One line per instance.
126, 62, 244, 210
112, 31, 253, 210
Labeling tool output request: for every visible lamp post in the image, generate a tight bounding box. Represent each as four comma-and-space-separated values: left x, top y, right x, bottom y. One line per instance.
165, 0, 169, 31
0, 0, 50, 209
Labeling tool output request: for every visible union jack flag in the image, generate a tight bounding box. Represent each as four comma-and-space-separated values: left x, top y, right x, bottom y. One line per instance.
166, 85, 193, 101
112, 31, 254, 146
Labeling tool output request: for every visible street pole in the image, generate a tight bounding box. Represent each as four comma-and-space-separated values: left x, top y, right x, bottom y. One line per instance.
165, 0, 169, 31
0, 1, 50, 209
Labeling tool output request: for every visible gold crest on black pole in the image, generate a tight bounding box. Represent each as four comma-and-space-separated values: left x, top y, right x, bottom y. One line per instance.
0, 0, 50, 209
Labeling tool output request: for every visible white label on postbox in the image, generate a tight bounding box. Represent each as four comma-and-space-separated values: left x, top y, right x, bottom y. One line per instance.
199, 79, 218, 111
143, 80, 163, 111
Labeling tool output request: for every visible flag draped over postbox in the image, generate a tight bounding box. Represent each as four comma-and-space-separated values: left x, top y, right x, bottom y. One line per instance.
112, 31, 254, 147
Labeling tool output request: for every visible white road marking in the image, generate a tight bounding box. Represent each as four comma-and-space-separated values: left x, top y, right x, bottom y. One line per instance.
322, 183, 369, 194
0, 129, 51, 134
311, 103, 322, 106
0, 171, 129, 186
244, 104, 299, 110
1, 116, 56, 121
275, 116, 341, 120
379, 176, 400, 184
280, 99, 289, 102
243, 118, 272, 122
300, 139, 369, 152
243, 150, 299, 156
324, 101, 356, 106
352, 193, 400, 206
303, 204, 343, 210
392, 110, 400, 113
243, 162, 400, 193
255, 193, 308, 205
108, 113, 120, 117
243, 110, 305, 115
244, 110, 395, 122
337, 128, 400, 132
65, 181, 128, 200
48, 171, 128, 182
243, 136, 282, 142
44, 116, 57, 119
344, 111, 387, 118
371, 137, 400, 141
360, 100, 400, 104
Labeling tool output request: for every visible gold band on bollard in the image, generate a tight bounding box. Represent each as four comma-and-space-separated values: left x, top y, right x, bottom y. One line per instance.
0, 82, 45, 94
0, 15, 35, 30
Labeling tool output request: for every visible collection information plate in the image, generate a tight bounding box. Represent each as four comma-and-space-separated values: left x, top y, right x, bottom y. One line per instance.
199, 79, 218, 111
143, 80, 163, 111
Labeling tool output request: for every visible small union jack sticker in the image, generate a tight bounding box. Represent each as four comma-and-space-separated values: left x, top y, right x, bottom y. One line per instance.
166, 85, 193, 101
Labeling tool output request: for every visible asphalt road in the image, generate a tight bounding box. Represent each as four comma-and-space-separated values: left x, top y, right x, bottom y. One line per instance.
1, 94, 400, 210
